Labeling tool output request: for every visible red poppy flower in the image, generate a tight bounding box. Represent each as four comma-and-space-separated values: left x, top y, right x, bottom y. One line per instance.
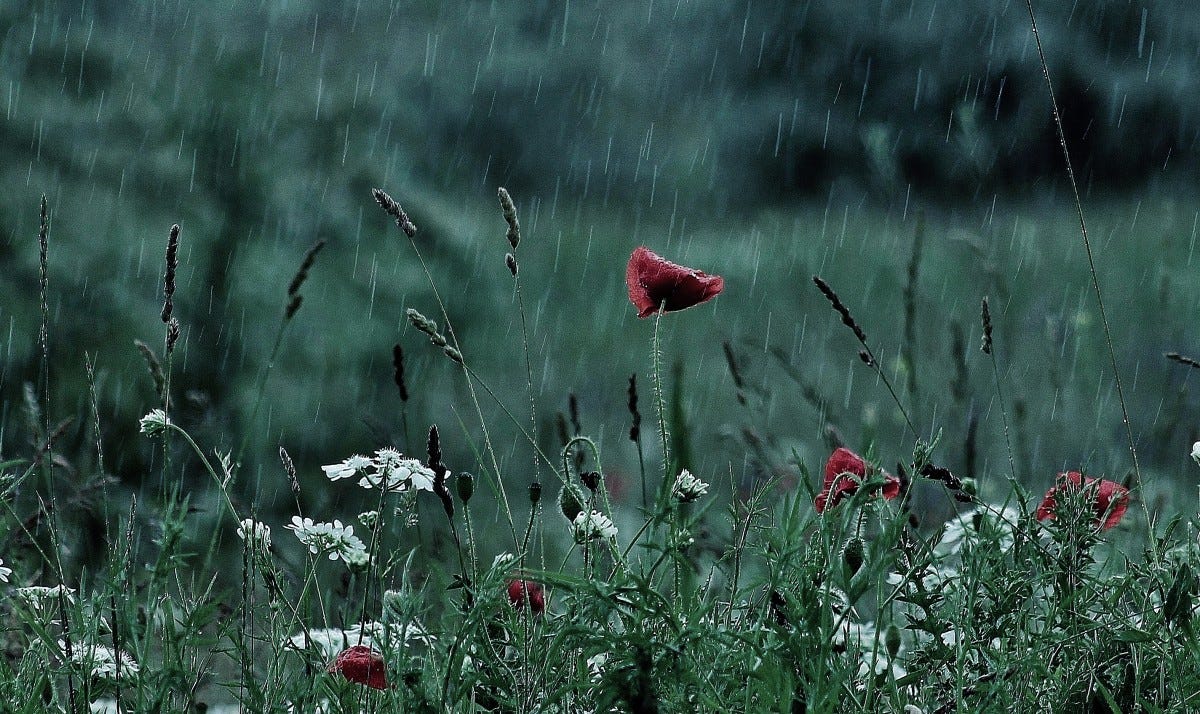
328, 645, 389, 690
626, 246, 725, 318
815, 447, 901, 514
507, 579, 545, 615
1035, 471, 1129, 530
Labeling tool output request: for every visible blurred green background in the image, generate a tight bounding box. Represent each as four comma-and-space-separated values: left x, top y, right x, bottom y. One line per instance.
2, 0, 1199, 564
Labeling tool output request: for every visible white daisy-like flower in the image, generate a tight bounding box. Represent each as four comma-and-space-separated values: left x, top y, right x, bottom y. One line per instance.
286, 517, 368, 563
672, 469, 709, 503
572, 510, 617, 543
138, 409, 171, 436
236, 519, 272, 553
357, 454, 436, 493
15, 584, 76, 610
935, 504, 1021, 557
62, 640, 139, 680
322, 454, 373, 481
0, 557, 12, 583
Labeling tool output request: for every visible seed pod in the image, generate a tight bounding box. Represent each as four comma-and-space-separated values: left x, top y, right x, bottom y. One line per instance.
456, 472, 474, 504
843, 537, 865, 576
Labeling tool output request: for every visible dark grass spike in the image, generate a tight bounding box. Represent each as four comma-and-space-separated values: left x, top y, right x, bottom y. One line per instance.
980, 297, 993, 355
1166, 352, 1200, 370
161, 224, 179, 324
287, 239, 326, 297
812, 275, 867, 345
392, 344, 409, 402
902, 212, 926, 399
568, 393, 581, 436
372, 187, 417, 237
166, 317, 181, 355
1024, 0, 1147, 551
813, 274, 916, 436
722, 341, 747, 406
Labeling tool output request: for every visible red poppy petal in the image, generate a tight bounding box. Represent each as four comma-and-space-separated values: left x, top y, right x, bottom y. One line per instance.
626, 246, 724, 318
881, 475, 901, 501
824, 447, 867, 488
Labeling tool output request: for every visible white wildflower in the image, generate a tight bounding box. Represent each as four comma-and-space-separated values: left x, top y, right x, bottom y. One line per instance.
322, 454, 373, 481
935, 504, 1021, 557
15, 584, 76, 611
138, 409, 171, 436
572, 510, 617, 543
672, 468, 709, 503
285, 621, 433, 660
236, 519, 272, 552
586, 652, 609, 681
286, 517, 368, 564
1192, 441, 1200, 467
358, 451, 436, 493
0, 557, 12, 583
63, 640, 139, 680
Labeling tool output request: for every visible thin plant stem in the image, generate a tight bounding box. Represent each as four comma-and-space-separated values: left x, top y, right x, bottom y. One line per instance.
1023, 0, 1152, 557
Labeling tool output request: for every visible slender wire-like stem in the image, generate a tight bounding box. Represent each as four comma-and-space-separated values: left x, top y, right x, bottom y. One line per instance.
652, 305, 671, 495
1023, 0, 1152, 554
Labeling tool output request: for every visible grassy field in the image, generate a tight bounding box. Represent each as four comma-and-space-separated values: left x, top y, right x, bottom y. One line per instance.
3, 0, 1200, 711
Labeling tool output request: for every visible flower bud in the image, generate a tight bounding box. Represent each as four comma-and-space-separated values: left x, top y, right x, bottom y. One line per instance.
456, 472, 474, 504
884, 624, 902, 658
528, 481, 542, 504
581, 471, 601, 492
843, 537, 865, 576
559, 484, 584, 523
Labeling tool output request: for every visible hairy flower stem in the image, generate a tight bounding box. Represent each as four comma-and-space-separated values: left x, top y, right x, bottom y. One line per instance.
1024, 0, 1153, 559
652, 305, 671, 504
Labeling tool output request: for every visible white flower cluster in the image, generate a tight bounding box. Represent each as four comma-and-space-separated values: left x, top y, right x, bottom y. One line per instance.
236, 518, 272, 553
285, 620, 434, 660
286, 517, 368, 564
0, 557, 12, 583
323, 448, 436, 493
672, 469, 709, 503
63, 640, 139, 681
572, 510, 617, 543
138, 409, 172, 436
934, 504, 1021, 557
15, 584, 76, 611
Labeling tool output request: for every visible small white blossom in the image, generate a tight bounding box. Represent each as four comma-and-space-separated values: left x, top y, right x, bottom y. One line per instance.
1192, 441, 1200, 467
358, 510, 379, 530
0, 557, 12, 583
15, 584, 76, 611
62, 640, 139, 680
236, 519, 272, 553
572, 510, 617, 543
286, 517, 368, 564
491, 552, 516, 573
138, 409, 171, 436
358, 452, 436, 493
672, 469, 709, 503
322, 454, 373, 481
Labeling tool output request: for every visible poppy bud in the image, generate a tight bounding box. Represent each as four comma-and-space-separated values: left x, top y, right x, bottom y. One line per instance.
884, 624, 902, 658
843, 537, 865, 576
559, 484, 584, 522
529, 481, 542, 504
456, 472, 474, 503
581, 471, 601, 492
